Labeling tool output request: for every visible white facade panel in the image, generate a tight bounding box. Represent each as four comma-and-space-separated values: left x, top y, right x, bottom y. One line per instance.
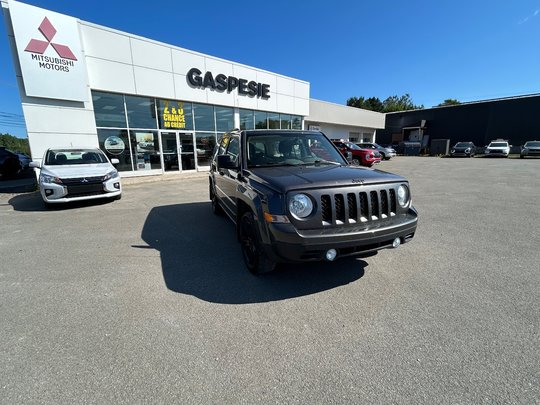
294, 98, 310, 116
308, 99, 385, 129
130, 38, 172, 72
257, 91, 277, 112
276, 76, 295, 96
276, 94, 295, 114
171, 49, 205, 75
232, 65, 258, 82
80, 24, 131, 64
294, 81, 309, 99
236, 93, 259, 110
173, 74, 207, 103
86, 57, 136, 94
205, 58, 234, 77
256, 71, 277, 95
27, 132, 99, 162
304, 122, 376, 142
133, 66, 175, 99
22, 103, 96, 134
206, 87, 235, 107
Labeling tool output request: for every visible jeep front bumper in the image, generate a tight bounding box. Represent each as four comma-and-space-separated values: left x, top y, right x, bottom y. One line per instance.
262, 207, 418, 262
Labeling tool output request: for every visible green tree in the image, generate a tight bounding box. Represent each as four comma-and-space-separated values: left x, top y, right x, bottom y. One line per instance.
437, 99, 461, 107
346, 96, 384, 112
0, 133, 30, 155
347, 94, 423, 113
382, 94, 424, 113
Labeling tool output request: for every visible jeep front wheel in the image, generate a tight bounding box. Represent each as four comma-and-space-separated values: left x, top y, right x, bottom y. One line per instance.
239, 212, 276, 274
210, 182, 224, 216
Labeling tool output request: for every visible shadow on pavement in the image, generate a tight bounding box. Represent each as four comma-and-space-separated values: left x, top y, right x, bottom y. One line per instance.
8, 192, 116, 212
140, 202, 367, 304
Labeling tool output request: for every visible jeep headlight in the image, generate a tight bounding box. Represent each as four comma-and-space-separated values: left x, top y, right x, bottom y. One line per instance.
397, 185, 410, 207
288, 193, 313, 219
40, 173, 62, 184
103, 169, 119, 181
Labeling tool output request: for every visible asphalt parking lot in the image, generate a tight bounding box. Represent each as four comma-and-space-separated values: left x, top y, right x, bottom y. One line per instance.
1, 157, 539, 404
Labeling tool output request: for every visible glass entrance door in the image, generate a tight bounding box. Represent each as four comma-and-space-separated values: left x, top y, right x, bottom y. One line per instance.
179, 132, 195, 171
160, 132, 180, 172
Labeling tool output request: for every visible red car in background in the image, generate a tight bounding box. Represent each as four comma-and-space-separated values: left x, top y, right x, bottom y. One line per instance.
332, 140, 381, 167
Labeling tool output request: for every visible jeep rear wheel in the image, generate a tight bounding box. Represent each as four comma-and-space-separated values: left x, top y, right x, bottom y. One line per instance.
239, 212, 276, 274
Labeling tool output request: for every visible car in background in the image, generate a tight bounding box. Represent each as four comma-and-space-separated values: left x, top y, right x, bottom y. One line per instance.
484, 140, 510, 157
356, 142, 396, 160
520, 141, 540, 158
15, 152, 31, 170
450, 142, 476, 157
0, 146, 22, 176
30, 148, 122, 206
332, 140, 381, 167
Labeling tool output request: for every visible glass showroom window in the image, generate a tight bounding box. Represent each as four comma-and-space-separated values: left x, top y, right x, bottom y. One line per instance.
215, 106, 234, 132
125, 95, 158, 129
193, 104, 215, 132
255, 111, 267, 129
129, 130, 161, 171
157, 99, 193, 131
280, 114, 291, 129
195, 132, 216, 167
268, 113, 280, 129
97, 128, 132, 171
240, 109, 254, 130
92, 91, 127, 128
291, 115, 302, 129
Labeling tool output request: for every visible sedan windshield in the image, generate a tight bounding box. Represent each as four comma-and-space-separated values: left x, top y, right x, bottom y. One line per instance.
525, 141, 540, 147
490, 142, 508, 147
45, 149, 109, 165
246, 133, 346, 167
455, 142, 472, 148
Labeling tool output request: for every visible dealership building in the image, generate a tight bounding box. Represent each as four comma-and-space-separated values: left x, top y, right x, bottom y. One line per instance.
2, 0, 384, 176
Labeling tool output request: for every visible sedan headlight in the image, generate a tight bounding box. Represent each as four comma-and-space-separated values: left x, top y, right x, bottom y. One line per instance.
451, 149, 455, 153
103, 169, 119, 181
465, 148, 471, 153
40, 173, 62, 184
397, 185, 410, 207
288, 193, 313, 219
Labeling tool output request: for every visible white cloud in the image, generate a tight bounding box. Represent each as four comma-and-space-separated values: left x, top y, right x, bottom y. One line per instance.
519, 9, 540, 24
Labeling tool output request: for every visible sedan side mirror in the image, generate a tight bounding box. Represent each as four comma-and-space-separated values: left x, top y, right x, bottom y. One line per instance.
29, 161, 41, 168
111, 158, 120, 165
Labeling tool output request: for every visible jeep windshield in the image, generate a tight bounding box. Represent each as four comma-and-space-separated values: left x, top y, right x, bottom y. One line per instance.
246, 133, 346, 168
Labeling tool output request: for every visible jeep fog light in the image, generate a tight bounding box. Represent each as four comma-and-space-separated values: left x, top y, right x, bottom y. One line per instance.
325, 249, 337, 261
289, 194, 313, 219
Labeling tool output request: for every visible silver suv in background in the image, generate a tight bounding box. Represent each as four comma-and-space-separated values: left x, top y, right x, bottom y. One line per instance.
520, 141, 540, 158
484, 140, 510, 157
356, 142, 396, 160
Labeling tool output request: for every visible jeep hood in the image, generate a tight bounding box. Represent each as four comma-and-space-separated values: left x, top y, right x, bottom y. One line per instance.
247, 164, 406, 193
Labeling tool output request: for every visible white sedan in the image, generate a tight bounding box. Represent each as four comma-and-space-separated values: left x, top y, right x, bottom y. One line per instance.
30, 148, 121, 206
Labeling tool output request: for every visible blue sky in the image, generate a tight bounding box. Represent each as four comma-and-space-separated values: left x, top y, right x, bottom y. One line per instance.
1, 0, 540, 138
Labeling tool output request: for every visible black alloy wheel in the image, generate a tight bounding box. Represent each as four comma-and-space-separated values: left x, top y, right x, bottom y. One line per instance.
239, 211, 276, 274
351, 158, 360, 166
380, 152, 386, 160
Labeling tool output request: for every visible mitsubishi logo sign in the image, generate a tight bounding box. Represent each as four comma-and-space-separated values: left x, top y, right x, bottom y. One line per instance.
9, 0, 89, 102
24, 17, 77, 61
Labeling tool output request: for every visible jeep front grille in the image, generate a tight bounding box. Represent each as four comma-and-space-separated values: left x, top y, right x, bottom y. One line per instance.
321, 187, 397, 226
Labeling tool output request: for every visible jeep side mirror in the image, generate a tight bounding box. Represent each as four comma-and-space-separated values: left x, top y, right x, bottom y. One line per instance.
217, 155, 238, 170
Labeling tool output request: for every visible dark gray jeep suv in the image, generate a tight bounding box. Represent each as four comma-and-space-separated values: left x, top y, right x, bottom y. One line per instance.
209, 130, 418, 274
